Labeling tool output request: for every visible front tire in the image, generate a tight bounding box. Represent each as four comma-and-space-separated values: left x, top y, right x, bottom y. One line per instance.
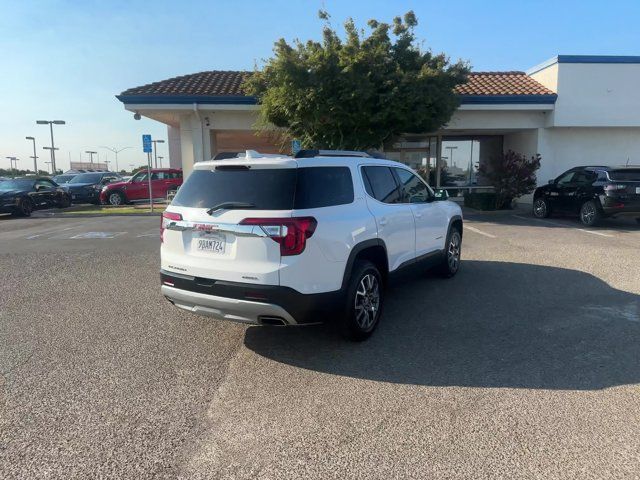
107, 191, 126, 206
341, 260, 384, 341
437, 227, 462, 278
533, 197, 551, 218
580, 200, 602, 226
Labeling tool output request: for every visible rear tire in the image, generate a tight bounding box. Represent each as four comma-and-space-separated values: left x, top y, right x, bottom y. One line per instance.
57, 194, 71, 208
533, 197, 551, 218
107, 191, 126, 206
437, 227, 462, 278
15, 197, 33, 217
580, 200, 602, 226
341, 260, 384, 341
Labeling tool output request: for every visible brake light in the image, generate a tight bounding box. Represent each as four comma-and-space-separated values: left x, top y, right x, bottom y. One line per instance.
239, 217, 317, 256
161, 211, 182, 243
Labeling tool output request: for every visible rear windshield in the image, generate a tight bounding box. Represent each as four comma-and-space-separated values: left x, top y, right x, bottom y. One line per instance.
172, 166, 354, 210
69, 173, 102, 184
608, 169, 640, 181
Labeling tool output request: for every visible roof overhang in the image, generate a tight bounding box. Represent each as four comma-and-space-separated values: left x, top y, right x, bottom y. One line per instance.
459, 94, 557, 105
527, 55, 640, 75
115, 94, 257, 105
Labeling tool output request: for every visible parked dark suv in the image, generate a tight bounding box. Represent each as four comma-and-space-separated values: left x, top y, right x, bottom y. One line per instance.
63, 172, 122, 204
0, 177, 71, 216
533, 166, 640, 226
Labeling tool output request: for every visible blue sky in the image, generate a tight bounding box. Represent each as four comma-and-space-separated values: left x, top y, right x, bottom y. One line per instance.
1, 0, 639, 172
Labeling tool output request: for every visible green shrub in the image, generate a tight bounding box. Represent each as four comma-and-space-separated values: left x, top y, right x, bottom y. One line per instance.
464, 192, 498, 210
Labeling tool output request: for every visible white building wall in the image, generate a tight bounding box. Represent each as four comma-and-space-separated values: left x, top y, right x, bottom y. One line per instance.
540, 127, 640, 182
533, 62, 640, 127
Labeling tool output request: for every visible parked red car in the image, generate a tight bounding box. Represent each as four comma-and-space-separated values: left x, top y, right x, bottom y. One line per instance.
99, 168, 183, 206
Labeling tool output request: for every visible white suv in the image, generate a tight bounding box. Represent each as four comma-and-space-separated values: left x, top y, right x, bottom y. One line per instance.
160, 150, 463, 340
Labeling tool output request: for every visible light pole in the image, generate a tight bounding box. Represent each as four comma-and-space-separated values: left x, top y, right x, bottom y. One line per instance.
45, 161, 52, 173
36, 120, 65, 173
445, 146, 458, 167
25, 136, 38, 174
157, 156, 164, 168
85, 150, 97, 164
100, 146, 132, 173
6, 157, 19, 176
151, 139, 165, 168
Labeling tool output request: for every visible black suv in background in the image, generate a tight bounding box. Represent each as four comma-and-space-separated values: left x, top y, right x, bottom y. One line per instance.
0, 177, 71, 216
533, 166, 640, 226
63, 172, 122, 204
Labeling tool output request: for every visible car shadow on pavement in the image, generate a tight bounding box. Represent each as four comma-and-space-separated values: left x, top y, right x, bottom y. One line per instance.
244, 260, 640, 390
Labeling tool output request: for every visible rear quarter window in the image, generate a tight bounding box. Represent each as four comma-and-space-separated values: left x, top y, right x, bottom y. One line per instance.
294, 167, 354, 209
608, 169, 640, 181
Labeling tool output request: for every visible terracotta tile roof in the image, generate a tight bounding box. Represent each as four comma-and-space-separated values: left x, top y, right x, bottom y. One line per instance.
118, 70, 556, 103
455, 71, 555, 96
120, 70, 251, 97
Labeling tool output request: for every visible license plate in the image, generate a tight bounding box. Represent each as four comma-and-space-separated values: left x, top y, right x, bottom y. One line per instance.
196, 234, 225, 254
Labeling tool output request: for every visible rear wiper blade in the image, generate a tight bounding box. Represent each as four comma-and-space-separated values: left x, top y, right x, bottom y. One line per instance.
206, 202, 256, 215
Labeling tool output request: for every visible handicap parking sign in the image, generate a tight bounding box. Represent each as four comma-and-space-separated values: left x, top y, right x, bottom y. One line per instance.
142, 134, 152, 153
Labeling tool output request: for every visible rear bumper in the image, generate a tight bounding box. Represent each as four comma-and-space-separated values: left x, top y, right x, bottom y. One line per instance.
68, 190, 99, 203
161, 271, 344, 325
601, 196, 640, 216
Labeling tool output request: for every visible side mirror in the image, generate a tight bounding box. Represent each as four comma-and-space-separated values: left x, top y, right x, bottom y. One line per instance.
35, 185, 44, 191
433, 189, 449, 201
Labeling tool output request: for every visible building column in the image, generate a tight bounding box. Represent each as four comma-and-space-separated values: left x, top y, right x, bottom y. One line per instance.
179, 113, 207, 178
167, 125, 182, 169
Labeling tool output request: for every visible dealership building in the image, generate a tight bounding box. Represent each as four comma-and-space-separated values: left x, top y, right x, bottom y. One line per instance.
117, 55, 640, 197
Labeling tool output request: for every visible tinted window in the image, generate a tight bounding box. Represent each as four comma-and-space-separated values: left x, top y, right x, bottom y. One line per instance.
294, 167, 353, 209
35, 179, 56, 188
0, 179, 34, 191
173, 168, 297, 210
573, 170, 596, 185
556, 171, 577, 185
608, 169, 640, 181
394, 168, 431, 203
69, 173, 102, 184
362, 166, 401, 204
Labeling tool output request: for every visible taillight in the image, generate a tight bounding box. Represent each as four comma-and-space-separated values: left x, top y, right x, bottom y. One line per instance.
161, 211, 182, 243
239, 217, 317, 256
604, 183, 627, 192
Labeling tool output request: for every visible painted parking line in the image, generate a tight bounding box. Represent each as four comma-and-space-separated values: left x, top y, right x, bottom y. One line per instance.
26, 226, 82, 239
577, 229, 614, 238
70, 232, 126, 239
465, 225, 497, 238
136, 233, 159, 238
512, 214, 567, 227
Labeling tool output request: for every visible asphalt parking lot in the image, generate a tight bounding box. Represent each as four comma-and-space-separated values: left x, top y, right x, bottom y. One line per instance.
1, 210, 639, 479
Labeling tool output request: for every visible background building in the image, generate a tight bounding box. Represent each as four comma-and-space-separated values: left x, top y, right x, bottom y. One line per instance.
117, 55, 640, 200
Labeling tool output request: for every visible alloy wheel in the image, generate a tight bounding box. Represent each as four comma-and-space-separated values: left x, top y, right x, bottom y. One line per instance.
354, 273, 380, 331
448, 231, 461, 272
581, 202, 596, 224
534, 199, 546, 217
109, 193, 122, 206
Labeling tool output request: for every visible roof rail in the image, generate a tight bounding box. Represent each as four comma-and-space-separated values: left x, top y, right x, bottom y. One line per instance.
294, 149, 372, 159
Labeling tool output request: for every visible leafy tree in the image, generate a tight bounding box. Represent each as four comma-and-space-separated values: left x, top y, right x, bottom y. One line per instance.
244, 11, 469, 151
478, 150, 542, 209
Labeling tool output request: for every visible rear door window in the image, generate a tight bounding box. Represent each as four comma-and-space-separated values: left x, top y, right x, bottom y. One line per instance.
361, 166, 401, 204
294, 167, 353, 209
172, 168, 297, 210
608, 169, 640, 181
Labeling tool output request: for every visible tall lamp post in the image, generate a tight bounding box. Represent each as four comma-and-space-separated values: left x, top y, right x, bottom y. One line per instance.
445, 146, 458, 167
85, 150, 97, 164
6, 157, 19, 176
157, 156, 164, 168
25, 137, 38, 174
36, 120, 65, 173
151, 139, 164, 168
100, 146, 132, 173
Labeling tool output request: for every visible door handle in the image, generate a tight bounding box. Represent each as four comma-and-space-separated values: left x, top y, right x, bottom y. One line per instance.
379, 217, 388, 226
